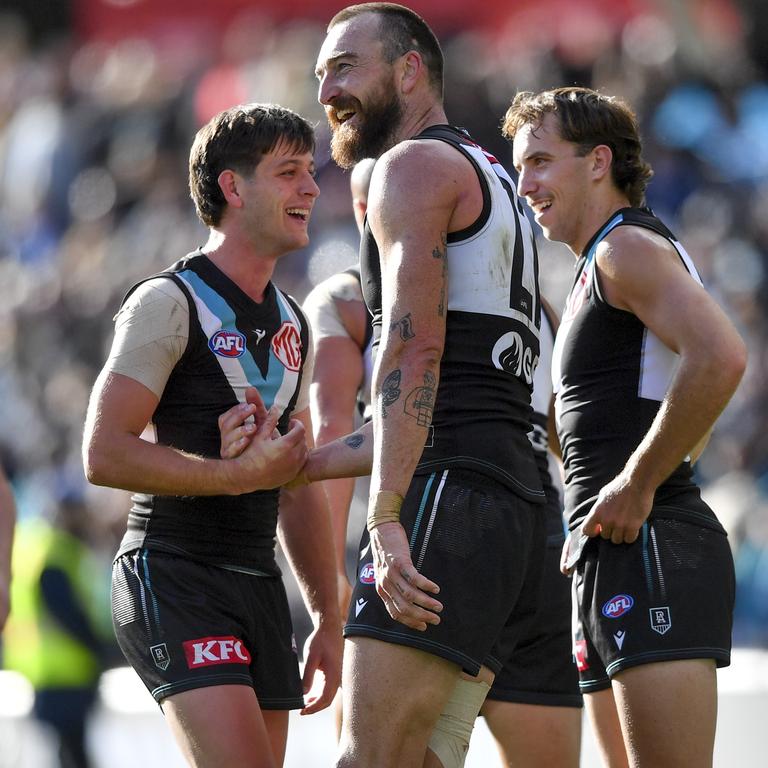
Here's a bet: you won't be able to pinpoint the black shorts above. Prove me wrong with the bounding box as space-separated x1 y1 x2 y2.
111 549 304 708
344 469 546 676
487 539 582 708
572 518 735 693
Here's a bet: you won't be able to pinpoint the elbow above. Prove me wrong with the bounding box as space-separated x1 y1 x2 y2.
82 439 111 488
723 336 748 392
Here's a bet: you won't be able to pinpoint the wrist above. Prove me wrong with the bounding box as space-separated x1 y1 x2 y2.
367 490 403 532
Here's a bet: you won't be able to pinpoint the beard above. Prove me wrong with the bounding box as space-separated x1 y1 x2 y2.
328 89 405 170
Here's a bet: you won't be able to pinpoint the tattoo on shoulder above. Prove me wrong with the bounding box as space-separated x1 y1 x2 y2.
380 369 402 419
344 433 365 449
390 312 415 341
433 234 448 317
404 370 436 427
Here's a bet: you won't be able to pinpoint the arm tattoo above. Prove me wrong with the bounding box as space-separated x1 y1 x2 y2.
432 233 448 317
390 312 415 341
380 369 402 419
404 370 436 427
344 433 365 449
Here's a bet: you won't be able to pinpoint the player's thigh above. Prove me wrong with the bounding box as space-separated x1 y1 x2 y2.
612 658 717 768
340 636 460 754
584 688 628 768
162 684 279 768
482 699 581 768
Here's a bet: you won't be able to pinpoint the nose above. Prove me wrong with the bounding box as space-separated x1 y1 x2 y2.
304 173 320 199
517 166 534 199
317 73 340 107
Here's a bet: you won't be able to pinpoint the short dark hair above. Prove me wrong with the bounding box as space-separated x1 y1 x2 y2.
503 87 653 207
328 3 444 98
189 103 315 227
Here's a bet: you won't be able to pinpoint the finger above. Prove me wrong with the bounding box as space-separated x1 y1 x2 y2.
623 527 640 545
218 402 257 433
221 434 250 460
400 566 441 597
381 584 441 627
560 540 572 576
610 529 624 545
244 386 267 417
256 406 280 437
582 511 601 538
599 526 613 540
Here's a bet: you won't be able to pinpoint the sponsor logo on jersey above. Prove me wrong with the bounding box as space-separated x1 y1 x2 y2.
613 630 626 650
271 322 302 371
150 643 171 670
574 639 589 672
649 606 672 635
209 329 246 358
355 598 367 617
491 331 538 385
359 562 375 584
182 636 251 668
602 594 634 619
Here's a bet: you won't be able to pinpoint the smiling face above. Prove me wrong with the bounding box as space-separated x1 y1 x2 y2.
235 141 319 256
512 112 598 255
315 13 405 169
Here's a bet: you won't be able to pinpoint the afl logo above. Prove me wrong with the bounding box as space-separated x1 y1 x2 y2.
602 594 634 619
271 322 302 371
359 562 375 584
209 330 246 358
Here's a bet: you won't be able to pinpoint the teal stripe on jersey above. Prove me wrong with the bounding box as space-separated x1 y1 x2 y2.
178 270 285 414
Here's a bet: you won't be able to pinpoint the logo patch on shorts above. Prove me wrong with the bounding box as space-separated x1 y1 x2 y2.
182 636 252 668
574 639 589 672
602 594 634 619
649 606 672 635
359 562 375 584
150 643 171 670
209 330 246 358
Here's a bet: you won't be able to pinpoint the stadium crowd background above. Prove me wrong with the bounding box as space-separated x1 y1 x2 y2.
1 0 767 659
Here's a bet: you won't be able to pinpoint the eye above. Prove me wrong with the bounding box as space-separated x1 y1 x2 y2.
336 61 352 73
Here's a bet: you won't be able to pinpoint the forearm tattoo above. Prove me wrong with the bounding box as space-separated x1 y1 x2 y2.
404 370 436 427
344 433 365 449
380 369 402 419
432 234 448 318
390 312 415 341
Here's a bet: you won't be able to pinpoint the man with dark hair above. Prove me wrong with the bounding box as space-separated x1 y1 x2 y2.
505 86 746 768
314 4 546 765
82 103 342 768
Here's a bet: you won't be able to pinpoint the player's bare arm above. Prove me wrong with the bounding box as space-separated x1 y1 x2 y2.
277 407 343 716
582 226 746 544
84 372 307 496
365 140 478 631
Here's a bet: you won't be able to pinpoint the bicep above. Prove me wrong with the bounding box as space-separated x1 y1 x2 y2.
85 371 160 442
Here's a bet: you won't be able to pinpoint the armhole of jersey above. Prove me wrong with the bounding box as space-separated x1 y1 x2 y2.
345 266 374 353
414 131 491 242
280 290 310 416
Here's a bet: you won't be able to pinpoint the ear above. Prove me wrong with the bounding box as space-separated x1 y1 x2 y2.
591 145 613 182
400 50 422 95
218 170 244 209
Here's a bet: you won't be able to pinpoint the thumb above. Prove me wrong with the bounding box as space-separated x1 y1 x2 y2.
257 406 280 437
582 507 601 538
245 387 268 422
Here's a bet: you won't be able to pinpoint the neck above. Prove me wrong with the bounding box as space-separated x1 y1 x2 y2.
572 194 632 258
396 100 447 144
201 230 276 303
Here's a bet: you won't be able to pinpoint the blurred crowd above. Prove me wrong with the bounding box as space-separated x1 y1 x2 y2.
0 0 767 653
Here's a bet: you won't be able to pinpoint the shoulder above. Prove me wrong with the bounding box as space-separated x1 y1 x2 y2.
118 277 188 320
596 224 680 282
304 271 362 312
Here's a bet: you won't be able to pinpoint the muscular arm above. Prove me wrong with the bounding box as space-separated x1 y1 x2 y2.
277 407 343 715
0 469 16 631
583 227 747 543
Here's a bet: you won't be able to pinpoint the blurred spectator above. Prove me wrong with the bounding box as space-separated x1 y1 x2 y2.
3 491 113 768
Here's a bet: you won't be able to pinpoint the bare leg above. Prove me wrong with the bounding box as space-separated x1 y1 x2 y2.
612 659 717 768
336 637 461 768
162 685 283 768
584 688 629 768
481 699 581 768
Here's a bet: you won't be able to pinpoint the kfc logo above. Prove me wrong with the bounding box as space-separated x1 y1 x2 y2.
271 322 302 371
183 636 252 668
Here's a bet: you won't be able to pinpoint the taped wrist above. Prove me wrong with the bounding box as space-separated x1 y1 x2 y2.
366 491 403 532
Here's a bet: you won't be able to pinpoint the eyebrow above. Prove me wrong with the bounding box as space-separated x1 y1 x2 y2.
275 157 316 173
315 51 358 78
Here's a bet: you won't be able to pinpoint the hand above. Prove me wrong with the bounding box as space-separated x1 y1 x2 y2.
300 619 343 715
219 387 270 459
370 522 443 631
581 473 654 545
